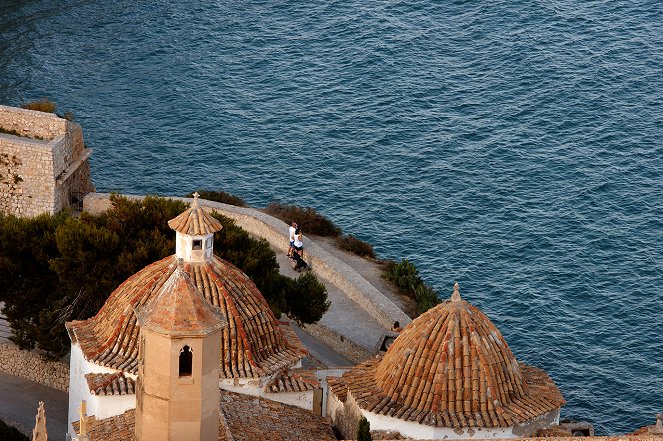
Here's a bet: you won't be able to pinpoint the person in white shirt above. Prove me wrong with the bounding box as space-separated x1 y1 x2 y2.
287 221 297 257
293 228 304 259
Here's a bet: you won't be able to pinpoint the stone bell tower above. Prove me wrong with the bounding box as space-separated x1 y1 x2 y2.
134 264 227 441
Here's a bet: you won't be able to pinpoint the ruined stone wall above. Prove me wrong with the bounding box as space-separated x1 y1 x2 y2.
0 343 69 391
0 105 93 217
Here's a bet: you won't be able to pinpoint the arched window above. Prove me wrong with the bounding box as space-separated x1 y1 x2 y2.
179 345 192 377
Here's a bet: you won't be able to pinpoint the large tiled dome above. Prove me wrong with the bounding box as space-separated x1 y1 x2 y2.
334 283 564 429
67 197 304 378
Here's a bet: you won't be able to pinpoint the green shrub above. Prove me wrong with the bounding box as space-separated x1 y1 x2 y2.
186 190 247 207
357 416 372 441
383 259 440 315
0 211 68 354
264 202 341 237
336 234 376 259
0 195 329 357
20 98 56 113
284 272 331 325
0 419 28 441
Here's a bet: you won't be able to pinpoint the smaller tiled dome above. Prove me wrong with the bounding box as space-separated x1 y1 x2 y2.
168 192 222 235
337 282 564 429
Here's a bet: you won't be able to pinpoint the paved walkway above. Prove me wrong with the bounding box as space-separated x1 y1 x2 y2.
275 251 387 354
0 371 68 438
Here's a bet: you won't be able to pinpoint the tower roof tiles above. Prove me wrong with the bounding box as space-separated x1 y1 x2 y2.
167 192 223 235
137 265 226 336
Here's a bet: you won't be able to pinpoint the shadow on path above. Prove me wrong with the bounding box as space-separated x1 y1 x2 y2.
0 371 68 439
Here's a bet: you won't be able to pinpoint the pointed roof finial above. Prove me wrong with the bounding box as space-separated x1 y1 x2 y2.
32 401 47 441
79 400 88 436
192 191 200 208
451 281 461 302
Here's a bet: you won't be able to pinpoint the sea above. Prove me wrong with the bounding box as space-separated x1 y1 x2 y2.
1 0 661 434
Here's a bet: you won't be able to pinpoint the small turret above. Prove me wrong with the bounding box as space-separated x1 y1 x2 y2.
168 192 222 263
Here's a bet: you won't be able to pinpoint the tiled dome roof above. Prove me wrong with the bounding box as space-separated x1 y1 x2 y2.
337 283 565 429
167 193 223 235
137 266 226 336
66 255 305 378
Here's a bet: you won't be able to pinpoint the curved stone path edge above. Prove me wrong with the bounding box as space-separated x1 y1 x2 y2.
84 193 411 339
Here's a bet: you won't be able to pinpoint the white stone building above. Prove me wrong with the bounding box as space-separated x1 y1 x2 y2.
65 195 321 437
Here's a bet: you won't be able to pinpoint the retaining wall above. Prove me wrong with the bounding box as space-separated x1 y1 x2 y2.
0 343 69 392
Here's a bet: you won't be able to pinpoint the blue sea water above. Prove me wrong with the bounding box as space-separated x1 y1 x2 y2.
1 0 662 434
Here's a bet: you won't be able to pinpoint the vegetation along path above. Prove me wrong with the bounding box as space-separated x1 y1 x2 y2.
84 193 412 363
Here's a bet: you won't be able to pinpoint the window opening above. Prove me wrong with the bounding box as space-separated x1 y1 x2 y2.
192 239 202 250
179 345 192 377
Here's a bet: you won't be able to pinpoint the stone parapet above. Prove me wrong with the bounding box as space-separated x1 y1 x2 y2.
0 343 69 391
83 193 411 336
0 105 66 140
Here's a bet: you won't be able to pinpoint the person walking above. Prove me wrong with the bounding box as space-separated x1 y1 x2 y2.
293 227 304 259
287 221 297 257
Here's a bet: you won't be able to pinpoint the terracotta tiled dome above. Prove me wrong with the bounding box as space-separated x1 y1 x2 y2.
67 255 304 378
335 283 564 429
167 192 223 235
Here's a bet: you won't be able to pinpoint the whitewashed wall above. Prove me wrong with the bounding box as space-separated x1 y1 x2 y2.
67 344 137 436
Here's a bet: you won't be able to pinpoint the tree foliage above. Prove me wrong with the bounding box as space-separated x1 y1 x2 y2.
0 195 329 358
185 190 247 207
357 416 372 441
284 272 331 326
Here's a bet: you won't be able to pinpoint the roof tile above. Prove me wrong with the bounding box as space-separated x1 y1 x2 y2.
332 283 565 429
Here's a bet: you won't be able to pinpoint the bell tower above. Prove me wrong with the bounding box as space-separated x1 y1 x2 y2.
135 265 227 441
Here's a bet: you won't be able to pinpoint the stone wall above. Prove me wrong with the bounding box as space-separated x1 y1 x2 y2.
0 105 66 140
0 343 69 391
0 105 94 217
302 323 371 364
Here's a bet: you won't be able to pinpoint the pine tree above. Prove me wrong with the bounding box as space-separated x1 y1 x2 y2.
357 416 372 441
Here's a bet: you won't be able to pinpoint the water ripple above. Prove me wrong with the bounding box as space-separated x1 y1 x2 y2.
1 0 662 434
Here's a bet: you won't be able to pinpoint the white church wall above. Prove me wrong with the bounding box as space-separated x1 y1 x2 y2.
68 344 137 436
334 391 536 440
363 406 516 440
92 393 137 420
315 368 349 417
219 377 263 397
